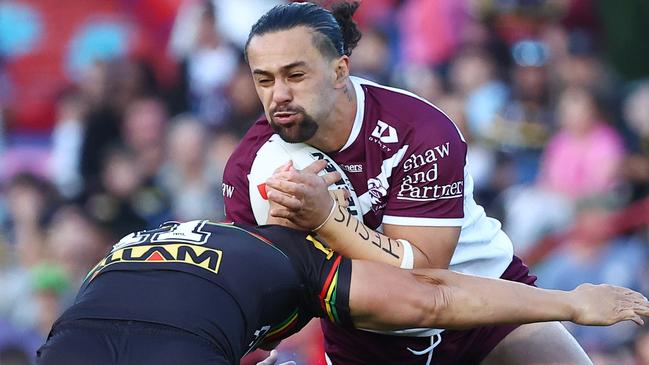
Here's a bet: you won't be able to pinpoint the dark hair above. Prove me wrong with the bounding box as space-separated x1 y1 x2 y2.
245 1 361 60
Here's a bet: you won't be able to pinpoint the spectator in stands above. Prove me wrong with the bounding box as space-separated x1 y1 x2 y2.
449 47 509 142
46 205 109 306
1 173 59 276
350 25 392 84
398 63 444 105
169 0 240 128
119 98 173 226
436 93 498 208
84 146 150 239
537 86 624 199
158 115 223 221
222 63 264 137
121 98 168 181
78 60 125 194
48 88 88 199
504 86 624 253
397 0 469 66
29 263 70 337
491 40 553 185
0 174 65 361
621 81 649 201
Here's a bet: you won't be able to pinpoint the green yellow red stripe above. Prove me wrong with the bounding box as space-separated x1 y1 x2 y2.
324 268 340 323
319 256 342 324
319 256 341 300
263 309 300 342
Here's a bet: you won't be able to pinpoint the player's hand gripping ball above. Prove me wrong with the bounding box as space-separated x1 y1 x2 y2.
248 134 362 224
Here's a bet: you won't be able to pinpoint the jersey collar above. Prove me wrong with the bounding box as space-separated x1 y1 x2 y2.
338 76 366 152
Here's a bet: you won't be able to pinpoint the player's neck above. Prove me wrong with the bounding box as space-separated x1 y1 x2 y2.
307 78 357 153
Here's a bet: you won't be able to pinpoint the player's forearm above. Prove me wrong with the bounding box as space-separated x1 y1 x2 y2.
316 202 426 268
413 269 575 329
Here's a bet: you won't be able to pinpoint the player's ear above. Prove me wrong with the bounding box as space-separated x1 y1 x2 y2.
333 55 350 89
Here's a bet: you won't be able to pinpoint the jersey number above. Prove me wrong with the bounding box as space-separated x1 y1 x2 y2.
112 220 212 252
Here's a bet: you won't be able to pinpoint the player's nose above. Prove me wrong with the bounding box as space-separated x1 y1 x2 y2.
272 79 292 105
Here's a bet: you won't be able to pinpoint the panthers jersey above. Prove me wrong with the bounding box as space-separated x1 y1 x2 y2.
55 221 352 365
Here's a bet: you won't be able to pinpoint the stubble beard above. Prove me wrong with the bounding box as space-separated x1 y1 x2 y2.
269 109 319 143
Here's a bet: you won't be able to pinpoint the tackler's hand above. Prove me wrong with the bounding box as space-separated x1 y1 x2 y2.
569 283 649 326
256 350 296 365
265 160 341 231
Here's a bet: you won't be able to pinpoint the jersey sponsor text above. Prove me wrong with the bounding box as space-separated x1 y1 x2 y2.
403 142 450 172
398 179 464 201
222 183 235 198
88 243 223 279
341 164 363 173
398 141 463 201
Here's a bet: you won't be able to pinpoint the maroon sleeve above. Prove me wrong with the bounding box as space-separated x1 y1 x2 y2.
222 119 274 225
383 110 467 227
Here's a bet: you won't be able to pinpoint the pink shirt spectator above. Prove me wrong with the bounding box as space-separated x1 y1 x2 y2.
398 0 469 66
538 122 624 198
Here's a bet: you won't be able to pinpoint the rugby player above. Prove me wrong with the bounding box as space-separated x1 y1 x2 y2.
222 2 614 364
36 220 649 365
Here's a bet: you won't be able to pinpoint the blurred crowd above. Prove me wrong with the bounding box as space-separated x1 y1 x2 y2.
0 0 648 364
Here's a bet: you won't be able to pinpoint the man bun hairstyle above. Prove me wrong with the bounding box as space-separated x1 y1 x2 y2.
331 1 361 56
245 1 362 60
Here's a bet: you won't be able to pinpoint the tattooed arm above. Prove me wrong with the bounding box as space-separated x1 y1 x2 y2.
266 160 443 268
315 200 409 267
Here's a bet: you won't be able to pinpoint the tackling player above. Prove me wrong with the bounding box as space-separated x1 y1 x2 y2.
222 2 610 364
36 220 649 365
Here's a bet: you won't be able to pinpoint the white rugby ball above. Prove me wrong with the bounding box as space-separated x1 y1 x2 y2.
248 134 362 225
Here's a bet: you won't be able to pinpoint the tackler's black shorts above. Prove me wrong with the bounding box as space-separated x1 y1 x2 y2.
36 319 231 365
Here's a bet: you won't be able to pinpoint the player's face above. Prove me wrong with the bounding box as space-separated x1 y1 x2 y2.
247 26 338 143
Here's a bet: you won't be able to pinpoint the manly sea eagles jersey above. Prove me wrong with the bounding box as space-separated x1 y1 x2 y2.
223 76 513 279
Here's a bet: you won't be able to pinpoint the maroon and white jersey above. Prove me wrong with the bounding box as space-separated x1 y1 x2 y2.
223 76 513 279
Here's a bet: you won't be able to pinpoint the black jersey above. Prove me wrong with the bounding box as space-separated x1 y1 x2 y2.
54 221 352 364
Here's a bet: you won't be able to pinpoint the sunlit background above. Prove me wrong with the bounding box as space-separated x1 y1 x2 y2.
0 0 648 364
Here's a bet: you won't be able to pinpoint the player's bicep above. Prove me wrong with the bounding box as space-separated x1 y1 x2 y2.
380 121 466 268
383 224 460 269
348 259 444 330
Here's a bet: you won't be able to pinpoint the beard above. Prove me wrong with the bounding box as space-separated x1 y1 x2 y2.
269 106 319 143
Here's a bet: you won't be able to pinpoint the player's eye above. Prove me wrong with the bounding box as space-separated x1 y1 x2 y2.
288 72 305 80
257 78 273 86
